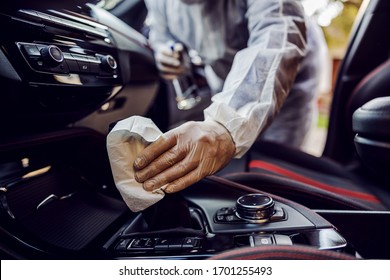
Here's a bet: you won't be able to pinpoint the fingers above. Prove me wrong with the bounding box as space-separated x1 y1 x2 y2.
139 141 204 192
160 72 182 80
134 121 236 194
155 50 181 67
135 146 187 183
155 45 186 79
156 64 185 80
134 132 176 170
155 57 185 80
163 167 204 193
142 158 198 191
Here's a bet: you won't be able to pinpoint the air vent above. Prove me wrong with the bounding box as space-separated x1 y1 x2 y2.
18 9 110 39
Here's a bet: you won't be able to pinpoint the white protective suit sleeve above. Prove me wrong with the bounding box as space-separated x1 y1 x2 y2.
144 0 176 49
204 0 307 158
145 0 308 158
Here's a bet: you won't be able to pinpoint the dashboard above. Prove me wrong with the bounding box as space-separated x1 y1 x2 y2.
0 2 158 133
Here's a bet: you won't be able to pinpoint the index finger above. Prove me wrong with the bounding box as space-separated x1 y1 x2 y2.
133 131 176 170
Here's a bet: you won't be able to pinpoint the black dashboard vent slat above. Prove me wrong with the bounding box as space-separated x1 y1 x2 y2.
18 9 110 39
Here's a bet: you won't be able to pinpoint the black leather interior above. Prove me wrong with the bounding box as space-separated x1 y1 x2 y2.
222 59 390 211
347 60 390 134
353 96 390 183
353 96 390 140
208 245 357 260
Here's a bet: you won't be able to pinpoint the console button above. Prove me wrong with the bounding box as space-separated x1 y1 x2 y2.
217 207 234 216
215 207 245 223
225 214 241 222
29 58 44 69
28 58 69 74
127 238 154 251
269 207 285 221
216 215 225 222
182 237 198 250
154 238 169 251
115 239 130 251
254 235 274 246
274 234 293 246
22 44 41 57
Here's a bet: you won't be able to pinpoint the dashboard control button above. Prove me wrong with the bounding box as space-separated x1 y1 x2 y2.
100 54 117 71
22 44 41 57
77 61 91 73
40 45 64 66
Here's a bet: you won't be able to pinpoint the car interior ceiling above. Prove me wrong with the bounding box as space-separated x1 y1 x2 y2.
0 0 390 260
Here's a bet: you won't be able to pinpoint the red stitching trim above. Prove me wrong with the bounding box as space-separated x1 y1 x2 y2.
209 246 355 260
249 160 380 203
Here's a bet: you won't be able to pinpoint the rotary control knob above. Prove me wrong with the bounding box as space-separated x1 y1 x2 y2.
40 45 64 66
235 194 275 223
100 55 117 71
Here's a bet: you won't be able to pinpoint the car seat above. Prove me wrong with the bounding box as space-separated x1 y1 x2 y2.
221 59 390 211
208 245 357 260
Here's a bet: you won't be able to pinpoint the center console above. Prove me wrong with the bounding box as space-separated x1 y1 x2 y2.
104 176 352 259
2 129 390 260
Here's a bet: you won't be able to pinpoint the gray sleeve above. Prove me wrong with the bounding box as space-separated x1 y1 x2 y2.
204 0 307 158
144 0 175 47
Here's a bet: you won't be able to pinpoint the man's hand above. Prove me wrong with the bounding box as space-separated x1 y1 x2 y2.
154 43 187 80
134 121 236 193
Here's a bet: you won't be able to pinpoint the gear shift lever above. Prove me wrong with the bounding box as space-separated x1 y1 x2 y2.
142 192 193 230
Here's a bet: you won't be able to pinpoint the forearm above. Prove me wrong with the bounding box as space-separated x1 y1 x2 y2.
204 0 307 158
